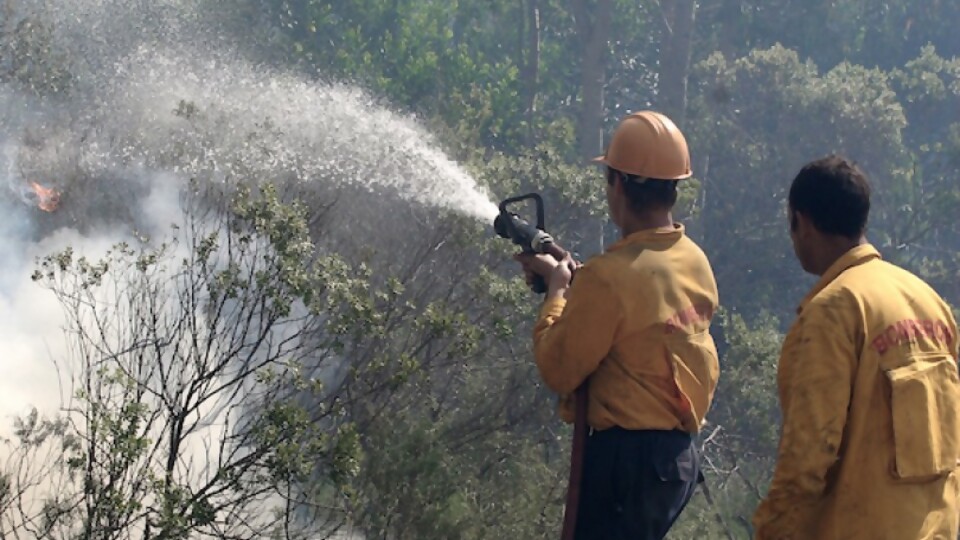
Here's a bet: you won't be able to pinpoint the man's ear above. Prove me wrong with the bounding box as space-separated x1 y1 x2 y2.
611 171 625 195
792 210 814 237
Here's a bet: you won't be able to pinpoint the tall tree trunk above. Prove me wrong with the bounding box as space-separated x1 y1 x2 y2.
657 0 697 126
522 0 541 145
572 0 612 160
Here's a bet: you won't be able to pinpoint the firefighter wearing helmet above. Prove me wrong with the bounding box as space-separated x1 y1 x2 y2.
516 111 719 539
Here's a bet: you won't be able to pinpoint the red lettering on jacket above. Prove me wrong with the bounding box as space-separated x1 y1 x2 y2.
871 334 889 355
938 321 954 344
871 318 955 354
664 304 714 334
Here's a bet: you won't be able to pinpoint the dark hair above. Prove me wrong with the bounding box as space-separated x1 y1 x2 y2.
788 155 870 238
606 167 678 213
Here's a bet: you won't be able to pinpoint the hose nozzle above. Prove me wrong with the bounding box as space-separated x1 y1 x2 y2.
495 211 556 255
493 193 567 293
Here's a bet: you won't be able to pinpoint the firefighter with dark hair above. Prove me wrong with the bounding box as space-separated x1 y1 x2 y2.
753 155 960 539
516 111 720 539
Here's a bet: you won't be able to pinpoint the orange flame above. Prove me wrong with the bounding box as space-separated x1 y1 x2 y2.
29 181 61 212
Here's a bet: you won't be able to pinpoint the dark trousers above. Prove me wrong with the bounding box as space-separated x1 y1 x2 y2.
573 428 701 540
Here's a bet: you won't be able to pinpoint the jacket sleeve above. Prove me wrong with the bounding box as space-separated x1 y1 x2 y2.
533 265 621 396
753 309 856 540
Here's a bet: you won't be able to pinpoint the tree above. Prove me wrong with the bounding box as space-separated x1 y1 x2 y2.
1 184 366 539
0 0 72 95
686 44 909 321
570 0 612 158
300 183 579 538
656 0 698 125
666 309 783 539
9 0 960 537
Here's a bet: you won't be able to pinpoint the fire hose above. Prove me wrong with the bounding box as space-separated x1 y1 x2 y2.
494 193 588 540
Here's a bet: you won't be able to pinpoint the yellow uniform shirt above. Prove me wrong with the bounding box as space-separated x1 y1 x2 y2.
533 224 720 433
753 244 960 540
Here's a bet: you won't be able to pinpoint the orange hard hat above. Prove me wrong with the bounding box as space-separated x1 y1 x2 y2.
593 111 692 180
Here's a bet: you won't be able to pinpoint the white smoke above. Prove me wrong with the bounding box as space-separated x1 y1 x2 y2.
0 2 495 538
10 0 498 223
0 166 180 438
0 165 330 538
0 0 499 425
0 226 76 431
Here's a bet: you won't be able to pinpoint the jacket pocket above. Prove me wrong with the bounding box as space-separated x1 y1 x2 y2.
664 331 720 433
885 354 960 480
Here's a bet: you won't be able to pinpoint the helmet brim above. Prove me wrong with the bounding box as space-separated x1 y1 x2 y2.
592 153 691 180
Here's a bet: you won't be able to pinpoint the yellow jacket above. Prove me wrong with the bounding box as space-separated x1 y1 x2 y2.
533 224 719 433
753 244 960 540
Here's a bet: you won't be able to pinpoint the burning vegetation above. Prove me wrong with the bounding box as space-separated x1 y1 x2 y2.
26 181 61 212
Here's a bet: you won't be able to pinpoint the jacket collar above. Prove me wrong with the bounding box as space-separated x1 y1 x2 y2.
798 243 881 313
606 224 685 252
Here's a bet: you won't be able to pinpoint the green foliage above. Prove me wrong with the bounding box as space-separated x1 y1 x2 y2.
712 309 783 461
688 44 913 320
330 423 363 488
9 0 960 537
352 416 559 540
0 14 73 94
668 309 784 539
260 0 530 151
10 185 379 538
